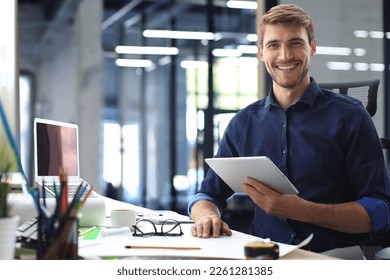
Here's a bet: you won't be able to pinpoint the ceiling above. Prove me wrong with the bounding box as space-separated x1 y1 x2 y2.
18 0 257 64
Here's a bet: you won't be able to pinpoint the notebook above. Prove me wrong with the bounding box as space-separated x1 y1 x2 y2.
33 118 97 198
205 156 299 194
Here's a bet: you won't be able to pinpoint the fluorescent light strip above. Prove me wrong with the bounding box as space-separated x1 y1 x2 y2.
226 0 258 10
369 31 384 39
115 46 179 55
354 63 369 71
115 58 153 68
316 46 351 56
353 30 368 38
326 61 352 71
354 30 388 39
327 61 384 72
370 63 385 71
353 48 366 56
143 30 215 40
246 34 258 42
237 45 258 54
212 48 241 57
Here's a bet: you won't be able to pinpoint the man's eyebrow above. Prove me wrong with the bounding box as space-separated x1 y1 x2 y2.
264 39 279 46
264 37 305 45
289 37 305 42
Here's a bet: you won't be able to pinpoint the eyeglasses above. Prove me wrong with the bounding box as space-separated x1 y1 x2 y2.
132 219 184 237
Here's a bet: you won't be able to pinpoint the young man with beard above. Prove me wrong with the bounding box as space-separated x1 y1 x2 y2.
188 4 390 255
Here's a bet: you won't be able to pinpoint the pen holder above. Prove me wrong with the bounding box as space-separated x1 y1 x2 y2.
37 216 79 260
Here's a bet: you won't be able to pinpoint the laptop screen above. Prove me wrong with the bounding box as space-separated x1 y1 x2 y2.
34 118 79 182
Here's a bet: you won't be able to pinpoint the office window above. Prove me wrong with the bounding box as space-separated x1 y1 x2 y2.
19 74 32 179
186 57 258 111
102 122 140 202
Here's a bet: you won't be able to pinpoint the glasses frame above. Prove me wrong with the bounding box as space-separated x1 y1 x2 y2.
132 218 184 237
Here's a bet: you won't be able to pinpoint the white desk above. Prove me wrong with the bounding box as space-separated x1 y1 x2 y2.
78 197 335 260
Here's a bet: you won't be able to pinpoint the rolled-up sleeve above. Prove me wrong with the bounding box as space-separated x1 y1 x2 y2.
357 197 390 232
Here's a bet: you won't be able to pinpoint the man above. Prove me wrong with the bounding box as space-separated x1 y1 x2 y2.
188 4 390 253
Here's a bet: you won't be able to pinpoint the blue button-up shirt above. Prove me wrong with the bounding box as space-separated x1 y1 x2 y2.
189 78 390 252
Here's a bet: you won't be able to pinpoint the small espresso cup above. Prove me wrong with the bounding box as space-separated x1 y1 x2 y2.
110 209 137 227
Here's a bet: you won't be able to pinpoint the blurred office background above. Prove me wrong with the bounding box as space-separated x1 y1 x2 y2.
10 0 390 230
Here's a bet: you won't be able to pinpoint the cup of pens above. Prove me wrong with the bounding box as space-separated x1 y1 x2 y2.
36 170 93 260
37 216 79 260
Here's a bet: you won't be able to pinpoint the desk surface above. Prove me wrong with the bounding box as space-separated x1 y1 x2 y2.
78 197 336 260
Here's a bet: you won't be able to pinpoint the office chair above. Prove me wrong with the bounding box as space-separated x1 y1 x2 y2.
318 79 390 259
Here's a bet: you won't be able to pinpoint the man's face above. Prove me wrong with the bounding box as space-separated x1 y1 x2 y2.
259 24 316 90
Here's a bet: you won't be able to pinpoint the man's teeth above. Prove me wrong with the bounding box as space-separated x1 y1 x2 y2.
278 65 296 70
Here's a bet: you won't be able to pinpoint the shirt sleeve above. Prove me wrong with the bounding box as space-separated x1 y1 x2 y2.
187 192 226 217
357 197 390 232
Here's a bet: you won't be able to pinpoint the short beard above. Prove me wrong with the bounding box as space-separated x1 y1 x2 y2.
272 66 309 89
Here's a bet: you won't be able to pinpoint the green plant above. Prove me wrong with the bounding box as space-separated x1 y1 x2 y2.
0 180 11 217
0 141 17 217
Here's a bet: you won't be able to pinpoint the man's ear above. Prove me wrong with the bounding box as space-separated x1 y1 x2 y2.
310 39 316 56
258 46 264 61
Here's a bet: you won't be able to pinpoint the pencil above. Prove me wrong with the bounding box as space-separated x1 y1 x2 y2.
79 226 96 236
125 245 201 250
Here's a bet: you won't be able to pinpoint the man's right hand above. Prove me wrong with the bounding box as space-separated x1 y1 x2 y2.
190 200 232 238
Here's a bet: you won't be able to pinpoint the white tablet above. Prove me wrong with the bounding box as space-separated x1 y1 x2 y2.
205 156 299 194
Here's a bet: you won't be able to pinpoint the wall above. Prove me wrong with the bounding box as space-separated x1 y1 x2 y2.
287 0 385 136
20 0 104 193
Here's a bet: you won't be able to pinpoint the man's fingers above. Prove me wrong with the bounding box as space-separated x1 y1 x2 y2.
191 216 231 238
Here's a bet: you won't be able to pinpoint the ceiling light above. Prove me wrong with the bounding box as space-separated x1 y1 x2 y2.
369 31 384 39
143 30 215 40
246 34 258 42
326 61 352 71
227 1 258 10
212 48 241 57
353 48 366 56
315 46 351 56
370 63 385 71
115 46 179 55
158 56 172 66
354 63 369 71
115 58 153 68
237 45 258 54
353 30 368 38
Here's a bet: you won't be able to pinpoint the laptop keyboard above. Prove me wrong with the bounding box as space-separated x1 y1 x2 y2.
44 183 99 198
16 217 39 244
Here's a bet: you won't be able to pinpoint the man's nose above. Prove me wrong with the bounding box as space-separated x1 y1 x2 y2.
279 45 292 60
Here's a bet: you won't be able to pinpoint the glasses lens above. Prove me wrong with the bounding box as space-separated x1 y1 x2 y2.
133 219 157 236
161 219 183 236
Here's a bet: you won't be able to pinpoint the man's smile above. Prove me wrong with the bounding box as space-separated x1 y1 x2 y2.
276 63 299 71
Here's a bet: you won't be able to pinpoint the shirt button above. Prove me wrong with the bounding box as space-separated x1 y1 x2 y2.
282 149 287 154
282 124 286 128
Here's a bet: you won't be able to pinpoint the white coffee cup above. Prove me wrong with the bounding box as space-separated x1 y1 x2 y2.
110 209 137 227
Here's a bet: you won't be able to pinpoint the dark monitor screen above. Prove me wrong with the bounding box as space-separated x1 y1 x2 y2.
36 122 78 177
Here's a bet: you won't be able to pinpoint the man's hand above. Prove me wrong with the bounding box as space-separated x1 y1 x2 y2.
242 177 371 233
242 177 301 218
190 200 232 238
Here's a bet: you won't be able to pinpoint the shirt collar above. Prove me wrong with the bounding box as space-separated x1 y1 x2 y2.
265 77 319 109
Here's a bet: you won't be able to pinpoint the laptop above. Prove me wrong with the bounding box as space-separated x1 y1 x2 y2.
31 118 106 225
33 118 97 198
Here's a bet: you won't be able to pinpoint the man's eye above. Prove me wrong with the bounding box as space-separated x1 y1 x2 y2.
291 41 303 46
